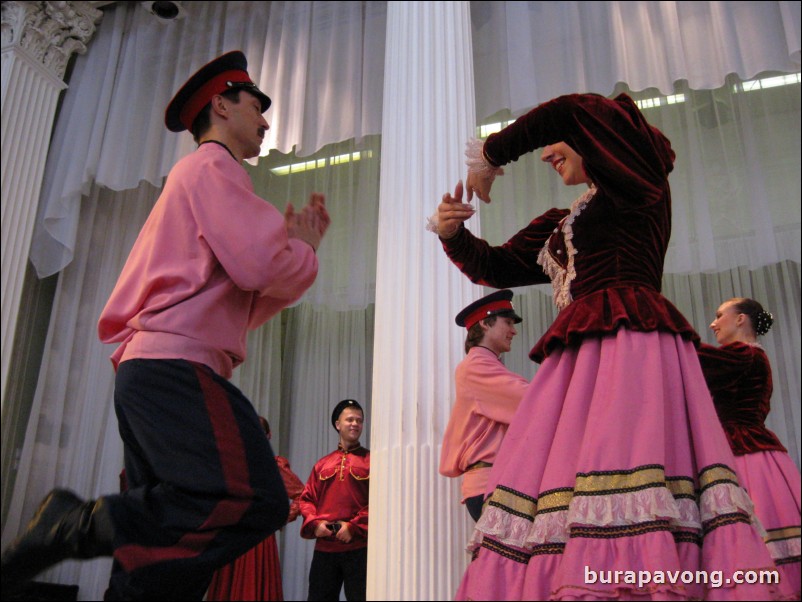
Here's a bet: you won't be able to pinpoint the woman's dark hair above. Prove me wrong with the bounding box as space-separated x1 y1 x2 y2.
190 88 243 144
464 315 498 353
730 297 774 336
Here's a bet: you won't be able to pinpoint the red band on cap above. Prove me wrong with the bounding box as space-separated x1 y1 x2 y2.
463 300 514 330
179 69 253 131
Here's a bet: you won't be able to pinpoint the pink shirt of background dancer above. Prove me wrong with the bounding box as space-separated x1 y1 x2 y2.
98 142 318 379
440 346 529 501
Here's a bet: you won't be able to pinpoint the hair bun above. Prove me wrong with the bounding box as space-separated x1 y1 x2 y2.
755 310 774 336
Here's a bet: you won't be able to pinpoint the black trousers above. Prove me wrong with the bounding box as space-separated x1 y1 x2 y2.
103 359 289 600
465 494 484 522
307 547 368 601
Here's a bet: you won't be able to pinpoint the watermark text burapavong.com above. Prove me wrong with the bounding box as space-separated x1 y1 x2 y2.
585 566 780 589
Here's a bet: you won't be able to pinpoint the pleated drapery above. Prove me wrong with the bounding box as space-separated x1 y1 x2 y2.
2 2 799 601
29 1 388 279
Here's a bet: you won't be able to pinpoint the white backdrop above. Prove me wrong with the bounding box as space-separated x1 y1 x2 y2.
1 2 799 600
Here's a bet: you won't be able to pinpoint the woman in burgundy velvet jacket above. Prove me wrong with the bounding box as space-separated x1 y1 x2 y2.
698 297 801 598
433 93 781 600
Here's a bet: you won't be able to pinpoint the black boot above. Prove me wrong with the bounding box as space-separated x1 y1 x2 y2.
1 489 114 595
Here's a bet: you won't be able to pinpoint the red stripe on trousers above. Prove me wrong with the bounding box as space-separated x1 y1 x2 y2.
115 366 254 571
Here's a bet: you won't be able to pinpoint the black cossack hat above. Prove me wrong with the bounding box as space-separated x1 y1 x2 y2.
165 50 271 133
331 399 363 429
455 289 522 330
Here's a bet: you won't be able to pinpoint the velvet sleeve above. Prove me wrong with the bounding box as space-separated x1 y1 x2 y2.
441 208 569 288
696 343 754 393
483 93 675 209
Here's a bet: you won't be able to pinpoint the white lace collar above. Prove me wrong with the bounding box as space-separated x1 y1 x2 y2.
536 185 597 310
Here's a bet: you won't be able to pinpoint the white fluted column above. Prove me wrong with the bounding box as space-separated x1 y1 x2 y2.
1 1 101 408
368 2 480 600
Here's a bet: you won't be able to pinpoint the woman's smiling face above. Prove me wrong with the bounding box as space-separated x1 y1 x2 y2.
710 300 745 345
541 142 590 186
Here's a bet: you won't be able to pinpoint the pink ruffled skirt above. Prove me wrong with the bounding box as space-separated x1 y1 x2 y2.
732 451 801 599
457 330 787 600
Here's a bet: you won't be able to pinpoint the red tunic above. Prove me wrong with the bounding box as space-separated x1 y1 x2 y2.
299 444 369 553
696 342 787 455
442 93 698 363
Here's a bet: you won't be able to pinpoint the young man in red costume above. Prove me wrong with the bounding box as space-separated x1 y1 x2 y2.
299 399 369 601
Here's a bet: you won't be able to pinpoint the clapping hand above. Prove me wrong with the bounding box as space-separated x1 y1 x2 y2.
285 193 330 251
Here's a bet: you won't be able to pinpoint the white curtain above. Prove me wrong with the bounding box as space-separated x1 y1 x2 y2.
29 0 387 279
3 1 801 601
3 184 153 599
245 136 382 311
472 1 801 274
471 1 801 118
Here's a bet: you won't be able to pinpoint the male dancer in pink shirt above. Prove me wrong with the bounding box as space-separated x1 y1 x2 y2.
440 290 529 521
2 50 329 600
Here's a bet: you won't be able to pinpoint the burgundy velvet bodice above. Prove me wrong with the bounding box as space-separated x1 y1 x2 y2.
442 93 699 362
697 342 787 455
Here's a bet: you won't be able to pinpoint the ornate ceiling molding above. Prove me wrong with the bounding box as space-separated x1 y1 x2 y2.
1 1 103 79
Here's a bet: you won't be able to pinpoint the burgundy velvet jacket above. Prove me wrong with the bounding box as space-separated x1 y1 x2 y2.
697 342 787 456
442 93 698 362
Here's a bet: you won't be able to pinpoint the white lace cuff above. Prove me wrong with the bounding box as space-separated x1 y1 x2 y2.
465 137 504 180
425 213 470 238
425 213 440 234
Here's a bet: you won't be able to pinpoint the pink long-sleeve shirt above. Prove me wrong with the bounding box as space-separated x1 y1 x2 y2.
439 346 529 501
98 142 319 378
